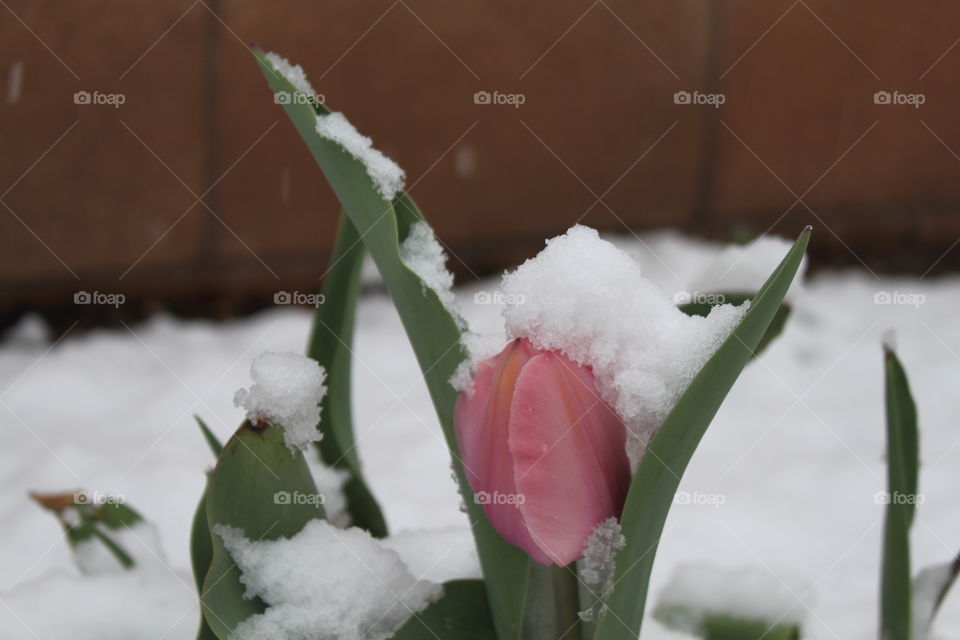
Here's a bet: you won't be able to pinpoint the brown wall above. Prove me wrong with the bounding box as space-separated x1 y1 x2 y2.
3 1 960 319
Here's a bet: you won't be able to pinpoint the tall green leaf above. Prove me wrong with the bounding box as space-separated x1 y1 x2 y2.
201 422 324 639
880 344 919 640
306 214 388 537
594 228 810 640
255 49 528 639
190 417 221 640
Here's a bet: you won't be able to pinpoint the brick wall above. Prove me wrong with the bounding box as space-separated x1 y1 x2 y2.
3 1 960 320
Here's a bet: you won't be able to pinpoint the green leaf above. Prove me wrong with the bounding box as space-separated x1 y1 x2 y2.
679 293 792 358
594 228 810 640
30 491 141 572
255 49 530 639
880 344 919 640
190 481 219 640
195 415 223 457
191 416 223 639
392 579 497 640
307 214 388 537
201 422 324 639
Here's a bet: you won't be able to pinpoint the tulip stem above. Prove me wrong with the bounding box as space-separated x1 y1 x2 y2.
551 564 582 640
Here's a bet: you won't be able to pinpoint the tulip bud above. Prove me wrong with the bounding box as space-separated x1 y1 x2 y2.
454 339 630 566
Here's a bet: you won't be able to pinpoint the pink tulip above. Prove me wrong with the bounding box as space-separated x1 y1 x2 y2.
454 338 630 566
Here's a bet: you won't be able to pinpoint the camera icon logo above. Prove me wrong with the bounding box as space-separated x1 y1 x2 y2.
473 91 491 105
274 491 291 505
474 491 491 504
873 291 891 304
74 291 91 304
274 91 292 105
873 91 891 105
74 91 91 105
473 291 492 304
73 491 89 505
673 91 692 105
274 291 292 305
673 291 692 304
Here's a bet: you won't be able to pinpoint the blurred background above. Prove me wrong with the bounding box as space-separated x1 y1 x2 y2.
2 0 959 325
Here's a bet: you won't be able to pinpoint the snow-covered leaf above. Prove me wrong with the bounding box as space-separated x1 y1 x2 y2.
200 422 324 639
593 228 810 640
254 49 529 639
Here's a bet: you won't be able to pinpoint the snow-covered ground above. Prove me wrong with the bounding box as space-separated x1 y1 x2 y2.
1 230 959 639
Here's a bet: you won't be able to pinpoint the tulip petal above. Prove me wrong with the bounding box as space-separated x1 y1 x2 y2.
508 351 630 566
454 339 551 564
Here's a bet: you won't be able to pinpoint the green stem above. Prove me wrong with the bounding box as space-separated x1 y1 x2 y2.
552 564 582 640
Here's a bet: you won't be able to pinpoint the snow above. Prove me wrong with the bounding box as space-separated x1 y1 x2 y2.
214 520 442 640
3 230 960 639
399 221 459 317
688 235 808 300
578 517 626 622
305 456 352 528
653 563 809 634
0 569 197 640
380 526 482 583
315 111 405 200
264 51 316 98
398 220 499 393
500 225 748 471
233 351 326 452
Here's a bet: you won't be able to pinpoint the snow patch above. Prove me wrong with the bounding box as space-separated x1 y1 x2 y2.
233 351 326 452
655 563 809 634
0 569 196 639
400 221 458 316
381 527 482 583
500 225 747 471
304 455 351 528
578 517 626 622
214 520 442 640
264 52 316 98
315 112 405 200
